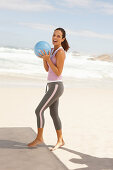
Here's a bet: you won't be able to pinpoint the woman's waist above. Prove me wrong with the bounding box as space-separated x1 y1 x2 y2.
47 73 62 80
45 80 64 93
47 79 63 83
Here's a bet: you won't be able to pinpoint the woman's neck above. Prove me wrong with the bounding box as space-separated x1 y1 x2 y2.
54 45 62 51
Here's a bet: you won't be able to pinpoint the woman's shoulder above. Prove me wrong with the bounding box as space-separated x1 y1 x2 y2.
55 48 66 60
56 47 65 55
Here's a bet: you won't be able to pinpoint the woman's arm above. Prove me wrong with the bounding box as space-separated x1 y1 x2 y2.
47 50 65 76
40 49 65 76
43 59 49 72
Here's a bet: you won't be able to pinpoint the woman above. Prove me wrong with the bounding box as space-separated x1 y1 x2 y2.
28 28 70 151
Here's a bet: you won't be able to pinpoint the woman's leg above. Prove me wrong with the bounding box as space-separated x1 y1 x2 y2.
49 99 61 130
49 99 65 151
28 83 60 147
27 128 44 147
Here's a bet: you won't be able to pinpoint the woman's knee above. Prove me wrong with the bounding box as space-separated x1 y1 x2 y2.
35 106 41 117
50 111 58 120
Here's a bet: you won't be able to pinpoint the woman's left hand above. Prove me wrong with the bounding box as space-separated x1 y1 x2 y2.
38 50 50 62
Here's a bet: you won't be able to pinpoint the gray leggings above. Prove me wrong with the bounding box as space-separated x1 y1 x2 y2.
35 82 64 130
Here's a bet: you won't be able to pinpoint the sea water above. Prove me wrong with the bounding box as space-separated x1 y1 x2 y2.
0 47 113 88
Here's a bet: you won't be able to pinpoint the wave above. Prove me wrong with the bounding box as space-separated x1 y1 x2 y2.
0 46 113 80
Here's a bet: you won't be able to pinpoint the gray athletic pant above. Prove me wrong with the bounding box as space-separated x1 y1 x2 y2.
35 81 64 130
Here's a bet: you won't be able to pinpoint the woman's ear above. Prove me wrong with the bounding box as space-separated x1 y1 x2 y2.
61 38 65 43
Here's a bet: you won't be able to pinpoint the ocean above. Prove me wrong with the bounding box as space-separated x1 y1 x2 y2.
0 47 113 88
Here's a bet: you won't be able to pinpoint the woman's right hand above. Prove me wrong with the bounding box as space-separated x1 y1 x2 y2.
38 50 50 62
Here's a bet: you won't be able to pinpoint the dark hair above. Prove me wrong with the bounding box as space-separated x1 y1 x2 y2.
55 28 70 52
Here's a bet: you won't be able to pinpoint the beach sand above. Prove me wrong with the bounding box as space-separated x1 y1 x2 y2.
0 75 113 169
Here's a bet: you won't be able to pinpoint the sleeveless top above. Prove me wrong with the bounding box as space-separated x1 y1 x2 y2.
47 46 64 82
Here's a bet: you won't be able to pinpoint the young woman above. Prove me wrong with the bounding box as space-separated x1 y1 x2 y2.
28 28 70 151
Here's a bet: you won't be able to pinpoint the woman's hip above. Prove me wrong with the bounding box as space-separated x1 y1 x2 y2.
46 81 64 96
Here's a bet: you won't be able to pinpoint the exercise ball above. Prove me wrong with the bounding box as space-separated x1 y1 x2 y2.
34 41 51 58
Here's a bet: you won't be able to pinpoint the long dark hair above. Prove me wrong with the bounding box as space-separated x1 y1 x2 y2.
55 28 70 52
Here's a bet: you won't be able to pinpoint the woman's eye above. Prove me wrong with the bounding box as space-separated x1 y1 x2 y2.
57 35 60 38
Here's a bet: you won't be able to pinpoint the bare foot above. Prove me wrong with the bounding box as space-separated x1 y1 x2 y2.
50 139 65 151
27 138 44 147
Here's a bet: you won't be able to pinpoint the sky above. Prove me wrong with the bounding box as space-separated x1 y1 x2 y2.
0 0 113 55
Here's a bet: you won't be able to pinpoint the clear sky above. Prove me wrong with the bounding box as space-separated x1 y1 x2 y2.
0 0 113 54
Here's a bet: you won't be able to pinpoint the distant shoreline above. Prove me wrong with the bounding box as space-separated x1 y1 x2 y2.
1 46 113 56
0 73 113 89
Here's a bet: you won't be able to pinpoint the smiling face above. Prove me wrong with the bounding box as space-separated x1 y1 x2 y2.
52 30 65 46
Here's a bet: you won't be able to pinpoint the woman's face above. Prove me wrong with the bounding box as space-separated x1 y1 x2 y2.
52 30 65 46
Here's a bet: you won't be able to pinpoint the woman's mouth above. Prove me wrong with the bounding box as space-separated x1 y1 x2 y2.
53 40 57 43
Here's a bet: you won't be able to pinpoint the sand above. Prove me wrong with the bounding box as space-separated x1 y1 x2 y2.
0 75 113 169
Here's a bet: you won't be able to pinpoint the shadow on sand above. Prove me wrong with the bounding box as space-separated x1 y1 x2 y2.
0 140 45 149
0 140 113 169
47 145 113 170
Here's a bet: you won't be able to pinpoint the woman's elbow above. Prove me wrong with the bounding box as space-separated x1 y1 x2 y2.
44 66 49 72
46 68 49 72
57 71 62 76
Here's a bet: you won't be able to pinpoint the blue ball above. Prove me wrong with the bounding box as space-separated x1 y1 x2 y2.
34 41 51 58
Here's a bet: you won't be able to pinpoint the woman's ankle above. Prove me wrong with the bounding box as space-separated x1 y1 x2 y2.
57 138 64 142
36 136 44 142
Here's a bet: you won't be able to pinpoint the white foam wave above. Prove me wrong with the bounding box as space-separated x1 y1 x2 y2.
0 47 113 80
